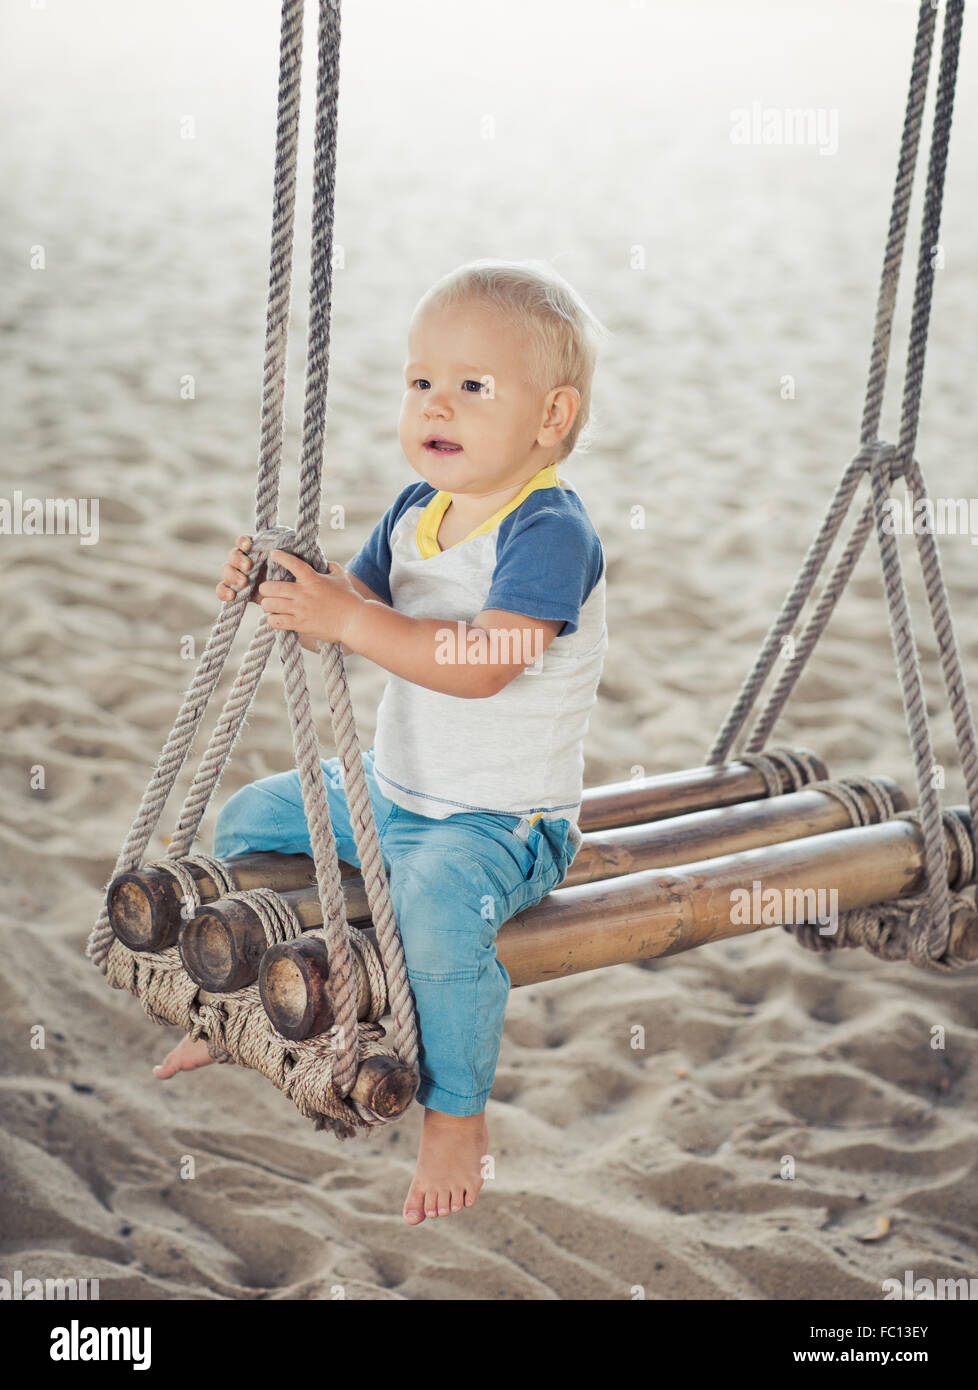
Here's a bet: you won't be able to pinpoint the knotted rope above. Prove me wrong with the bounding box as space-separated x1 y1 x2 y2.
87 0 419 1138
709 0 978 971
736 747 824 797
790 806 976 968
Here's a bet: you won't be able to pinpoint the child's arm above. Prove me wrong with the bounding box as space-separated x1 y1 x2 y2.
342 601 564 697
259 550 563 698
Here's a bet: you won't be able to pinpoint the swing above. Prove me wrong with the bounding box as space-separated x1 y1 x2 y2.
89 0 978 1142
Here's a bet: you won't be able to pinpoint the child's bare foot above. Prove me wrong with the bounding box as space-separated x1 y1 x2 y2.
403 1107 489 1225
152 1032 215 1079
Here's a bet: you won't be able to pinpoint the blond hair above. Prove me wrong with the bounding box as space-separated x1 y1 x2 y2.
413 258 609 461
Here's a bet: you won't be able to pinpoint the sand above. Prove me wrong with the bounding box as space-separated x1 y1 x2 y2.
2 0 978 1299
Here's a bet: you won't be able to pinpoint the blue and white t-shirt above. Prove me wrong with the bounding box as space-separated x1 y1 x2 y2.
346 460 607 842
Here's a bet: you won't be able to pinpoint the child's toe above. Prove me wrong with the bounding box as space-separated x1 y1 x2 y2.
402 1186 427 1224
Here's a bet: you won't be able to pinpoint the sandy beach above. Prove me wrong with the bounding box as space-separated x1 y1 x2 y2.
2 0 978 1300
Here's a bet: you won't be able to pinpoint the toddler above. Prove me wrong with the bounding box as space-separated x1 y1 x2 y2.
153 259 609 1225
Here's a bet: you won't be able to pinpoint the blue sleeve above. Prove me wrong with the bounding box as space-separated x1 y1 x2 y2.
483 505 604 636
346 481 430 606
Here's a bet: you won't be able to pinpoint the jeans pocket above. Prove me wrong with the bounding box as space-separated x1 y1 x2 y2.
530 818 576 891
510 818 553 886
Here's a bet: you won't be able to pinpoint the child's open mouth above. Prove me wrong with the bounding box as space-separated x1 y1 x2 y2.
424 439 463 454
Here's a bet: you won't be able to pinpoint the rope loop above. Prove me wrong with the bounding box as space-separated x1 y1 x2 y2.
708 1 978 973
151 853 236 922
225 887 305 950
784 805 977 969
88 0 420 1134
738 747 822 796
251 525 326 571
804 775 900 828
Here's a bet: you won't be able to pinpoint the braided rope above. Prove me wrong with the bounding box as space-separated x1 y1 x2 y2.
251 0 419 1102
145 853 236 928
230 887 306 950
707 0 938 762
805 775 901 829
705 0 938 756
314 641 418 1066
736 748 813 797
255 0 304 534
85 0 307 969
97 927 397 1138
789 808 977 970
89 0 419 1135
736 752 787 798
708 0 978 968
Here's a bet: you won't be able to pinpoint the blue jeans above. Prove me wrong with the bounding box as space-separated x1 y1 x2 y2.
213 746 580 1116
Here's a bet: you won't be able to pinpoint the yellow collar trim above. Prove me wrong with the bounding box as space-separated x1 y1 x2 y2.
416 461 563 559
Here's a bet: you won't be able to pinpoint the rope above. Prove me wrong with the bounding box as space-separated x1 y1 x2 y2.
806 775 901 828
155 854 236 914
707 0 978 969
737 748 810 797
789 808 977 969
230 887 306 950
85 0 307 968
88 0 419 1137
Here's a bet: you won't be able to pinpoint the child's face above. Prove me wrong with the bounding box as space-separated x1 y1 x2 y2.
399 298 557 497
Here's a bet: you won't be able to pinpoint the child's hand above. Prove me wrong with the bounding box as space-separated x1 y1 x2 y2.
216 535 264 604
258 550 362 647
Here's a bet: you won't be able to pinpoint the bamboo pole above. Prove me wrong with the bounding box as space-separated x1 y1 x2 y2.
259 937 348 1042
108 852 335 952
258 807 977 1039
565 775 902 885
499 810 976 986
181 777 896 992
107 746 827 951
577 748 826 831
251 937 368 1043
346 1054 418 1118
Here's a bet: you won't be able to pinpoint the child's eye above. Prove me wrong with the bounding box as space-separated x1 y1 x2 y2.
409 378 485 393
